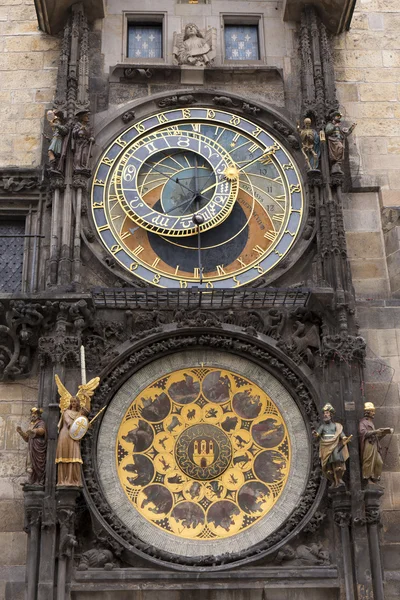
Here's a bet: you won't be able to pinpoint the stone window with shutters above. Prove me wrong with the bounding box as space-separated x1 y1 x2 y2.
0 219 25 293
125 15 165 61
222 16 264 63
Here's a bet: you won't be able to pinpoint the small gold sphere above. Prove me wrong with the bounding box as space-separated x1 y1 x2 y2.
224 165 240 181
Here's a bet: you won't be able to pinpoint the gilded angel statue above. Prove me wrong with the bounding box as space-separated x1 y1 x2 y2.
173 23 216 66
55 375 100 487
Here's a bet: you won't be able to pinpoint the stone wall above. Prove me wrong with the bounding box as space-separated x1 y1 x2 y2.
0 379 38 599
0 0 59 168
334 0 400 205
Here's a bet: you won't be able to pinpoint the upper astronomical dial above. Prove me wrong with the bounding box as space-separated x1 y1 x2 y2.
91 107 304 288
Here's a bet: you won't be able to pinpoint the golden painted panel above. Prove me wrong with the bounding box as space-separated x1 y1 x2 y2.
116 367 290 540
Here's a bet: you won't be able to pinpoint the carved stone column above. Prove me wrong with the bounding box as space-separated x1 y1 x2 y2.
363 485 385 600
72 173 91 285
48 174 66 287
23 486 44 600
56 487 80 600
331 489 355 600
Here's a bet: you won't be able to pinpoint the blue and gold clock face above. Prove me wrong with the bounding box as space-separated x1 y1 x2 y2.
91 108 304 288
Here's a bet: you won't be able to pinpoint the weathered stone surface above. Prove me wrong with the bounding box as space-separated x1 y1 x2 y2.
0 501 23 532
382 510 400 544
348 258 387 279
343 209 382 232
358 307 400 329
346 232 385 259
0 533 26 566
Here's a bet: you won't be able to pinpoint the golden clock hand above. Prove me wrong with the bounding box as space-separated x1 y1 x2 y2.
236 146 277 173
199 149 276 196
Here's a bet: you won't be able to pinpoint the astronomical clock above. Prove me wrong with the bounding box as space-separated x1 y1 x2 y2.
91 107 304 288
85 98 318 569
94 350 313 564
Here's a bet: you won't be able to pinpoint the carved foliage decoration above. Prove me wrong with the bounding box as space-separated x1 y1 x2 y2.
299 6 339 128
82 331 323 568
0 298 95 380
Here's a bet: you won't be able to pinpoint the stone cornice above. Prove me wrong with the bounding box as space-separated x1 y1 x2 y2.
283 0 357 34
34 0 105 35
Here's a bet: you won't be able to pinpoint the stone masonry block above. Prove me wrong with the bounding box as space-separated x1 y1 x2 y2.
349 258 387 280
368 13 384 30
382 544 400 571
359 136 388 155
364 382 400 407
351 12 368 30
356 119 400 137
336 82 359 102
358 307 400 329
0 52 43 71
382 356 400 383
380 432 400 471
390 472 400 508
387 249 400 276
343 209 381 232
364 328 399 357
343 192 379 210
0 453 26 479
388 138 400 154
0 533 26 566
0 501 23 532
5 417 27 451
347 101 395 119
334 49 383 68
383 50 400 67
0 383 25 401
359 83 397 102
335 67 364 81
345 232 385 259
384 226 400 256
353 277 390 297
389 170 400 189
364 67 400 82
0 479 15 501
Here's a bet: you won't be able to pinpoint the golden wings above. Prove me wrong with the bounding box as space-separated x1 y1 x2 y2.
55 375 101 413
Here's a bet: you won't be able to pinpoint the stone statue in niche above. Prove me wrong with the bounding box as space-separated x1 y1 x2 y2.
45 110 69 172
298 117 320 171
359 402 393 483
313 403 351 488
72 110 94 172
325 111 356 174
55 375 100 486
16 407 47 485
173 23 216 66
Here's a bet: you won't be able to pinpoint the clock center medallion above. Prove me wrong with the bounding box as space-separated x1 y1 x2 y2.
175 423 232 481
159 151 216 216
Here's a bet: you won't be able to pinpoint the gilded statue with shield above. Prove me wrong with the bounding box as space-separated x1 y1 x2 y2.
55 375 100 486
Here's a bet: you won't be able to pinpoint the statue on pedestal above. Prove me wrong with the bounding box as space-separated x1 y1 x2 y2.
298 117 320 171
55 375 100 486
173 23 216 66
72 110 94 172
16 407 47 485
325 111 356 174
45 110 69 173
359 402 393 483
314 403 351 488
